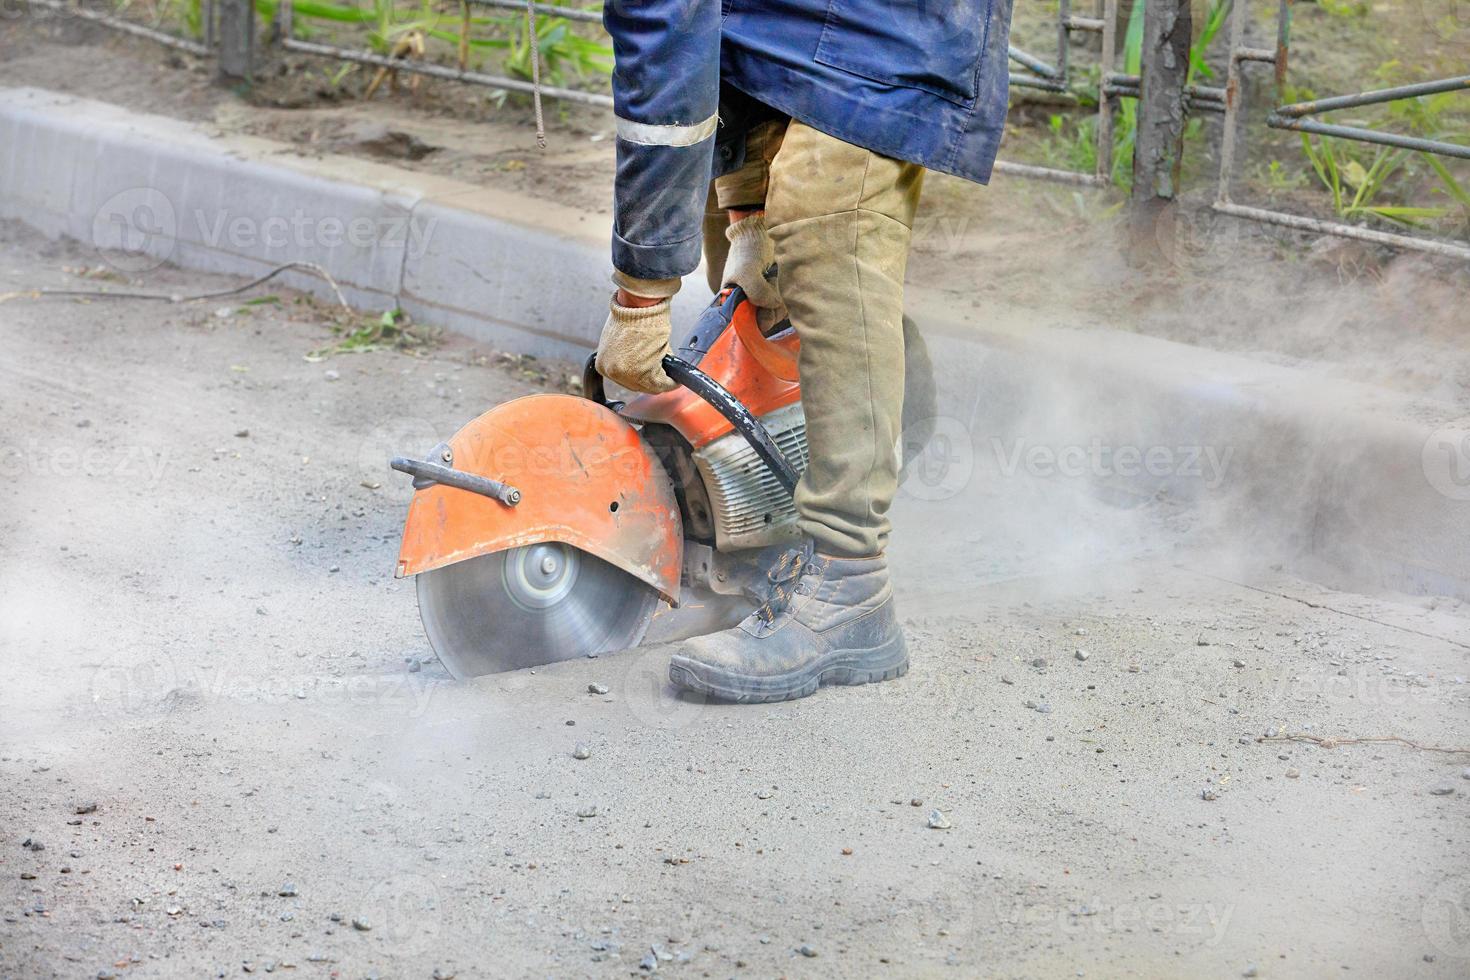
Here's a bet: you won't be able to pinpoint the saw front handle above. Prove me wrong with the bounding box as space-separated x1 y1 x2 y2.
389 453 522 507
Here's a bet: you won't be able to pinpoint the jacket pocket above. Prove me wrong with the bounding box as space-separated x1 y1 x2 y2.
814 0 994 107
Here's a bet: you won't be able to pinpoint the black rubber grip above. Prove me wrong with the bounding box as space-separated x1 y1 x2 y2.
661 354 800 499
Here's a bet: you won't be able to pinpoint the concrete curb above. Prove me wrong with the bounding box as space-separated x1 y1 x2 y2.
3 86 1467 600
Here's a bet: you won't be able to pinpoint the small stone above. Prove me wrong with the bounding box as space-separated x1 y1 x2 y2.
328 565 340 573
21 839 43 852
1031 658 1047 669
588 683 609 695
351 917 372 931
1429 785 1455 796
1201 789 1218 801
1461 767 1470 780
19 872 35 880
1074 649 1089 662
756 789 773 800
572 742 592 760
639 950 657 971
1242 966 1259 978
234 429 250 439
323 369 340 382
1197 638 1210 646
909 798 922 807
407 658 421 673
1285 769 1300 779
73 802 98 815
927 809 951 830
798 944 819 958
277 883 298 897
576 806 599 819
1232 659 1246 668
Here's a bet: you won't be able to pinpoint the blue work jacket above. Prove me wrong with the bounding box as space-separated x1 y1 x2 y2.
605 0 1015 282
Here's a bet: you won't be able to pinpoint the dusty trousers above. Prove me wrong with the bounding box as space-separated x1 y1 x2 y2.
703 119 924 558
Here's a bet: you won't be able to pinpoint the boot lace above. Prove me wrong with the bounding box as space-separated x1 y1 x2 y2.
753 544 815 626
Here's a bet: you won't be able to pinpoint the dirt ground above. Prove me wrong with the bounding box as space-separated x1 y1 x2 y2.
3 18 1470 414
3 221 1470 978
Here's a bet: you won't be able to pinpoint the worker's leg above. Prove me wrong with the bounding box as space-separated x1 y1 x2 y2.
765 121 925 557
668 122 923 703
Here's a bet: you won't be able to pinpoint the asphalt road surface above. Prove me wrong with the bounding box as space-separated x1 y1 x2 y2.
2 222 1468 978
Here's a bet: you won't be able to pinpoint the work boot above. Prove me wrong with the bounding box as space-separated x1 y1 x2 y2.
668 541 908 703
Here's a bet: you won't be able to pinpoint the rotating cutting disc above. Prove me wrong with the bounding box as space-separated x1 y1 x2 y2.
416 543 660 678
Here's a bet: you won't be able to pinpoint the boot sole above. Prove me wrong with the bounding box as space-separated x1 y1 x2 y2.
667 635 909 704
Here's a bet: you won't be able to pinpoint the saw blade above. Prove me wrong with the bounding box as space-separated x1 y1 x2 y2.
416 543 659 678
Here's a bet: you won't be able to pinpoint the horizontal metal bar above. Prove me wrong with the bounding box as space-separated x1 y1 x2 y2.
1235 47 1278 64
1063 15 1105 32
1213 201 1470 262
467 0 602 25
1104 82 1226 112
1275 75 1470 118
1008 44 1061 80
1010 74 1069 93
1106 73 1227 103
992 159 1110 188
281 37 614 108
29 0 212 56
1268 114 1470 160
390 457 522 506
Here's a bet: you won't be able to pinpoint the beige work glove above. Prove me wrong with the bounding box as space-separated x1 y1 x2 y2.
723 213 782 309
595 294 677 394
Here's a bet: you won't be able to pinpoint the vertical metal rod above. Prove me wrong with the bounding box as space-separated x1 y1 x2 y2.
1057 0 1072 86
1095 0 1117 183
1215 0 1253 205
278 0 293 41
217 0 254 80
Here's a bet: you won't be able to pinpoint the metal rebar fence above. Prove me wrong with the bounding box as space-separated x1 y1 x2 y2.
28 0 216 56
1213 0 1470 261
21 0 1470 260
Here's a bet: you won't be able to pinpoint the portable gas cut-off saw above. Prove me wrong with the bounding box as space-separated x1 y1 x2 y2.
388 287 931 677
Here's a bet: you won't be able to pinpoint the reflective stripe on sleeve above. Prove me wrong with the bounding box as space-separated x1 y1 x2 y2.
614 111 719 147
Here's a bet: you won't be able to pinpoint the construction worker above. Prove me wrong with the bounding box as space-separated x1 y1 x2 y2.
595 1 1015 702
